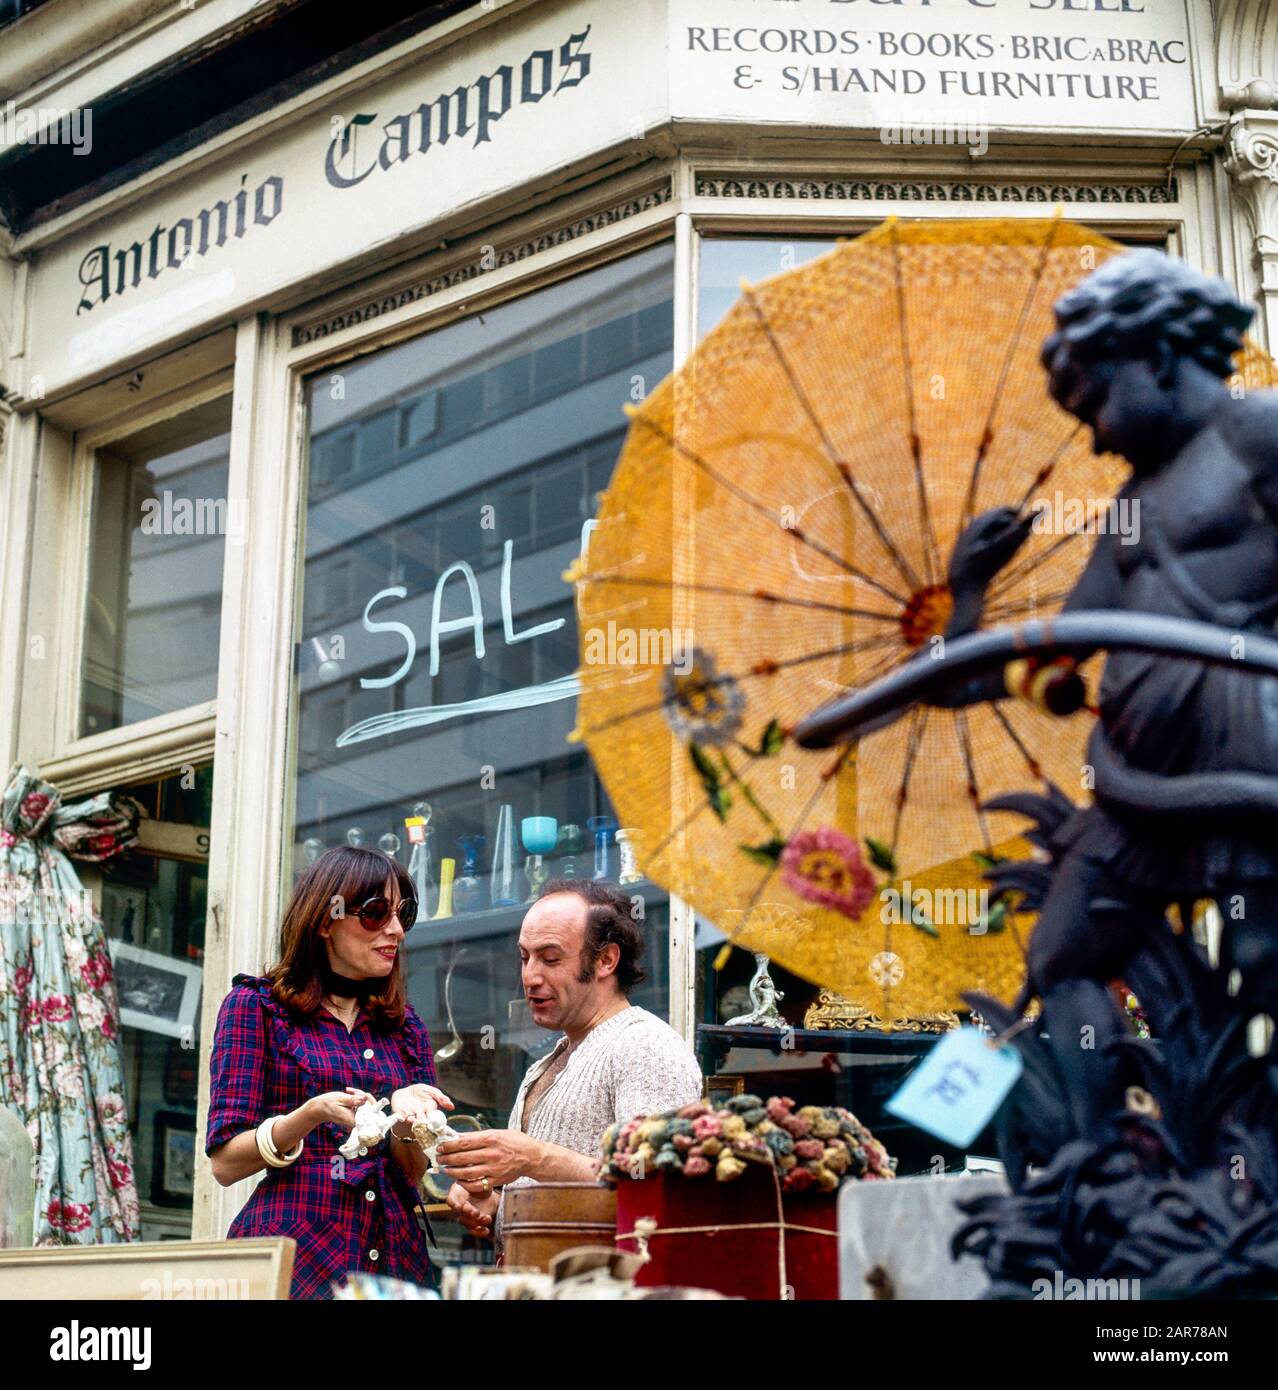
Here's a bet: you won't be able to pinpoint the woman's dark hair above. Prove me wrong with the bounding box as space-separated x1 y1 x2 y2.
539 876 647 994
269 845 413 1030
1042 248 1254 380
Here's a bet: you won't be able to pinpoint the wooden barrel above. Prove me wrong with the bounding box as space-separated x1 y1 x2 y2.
502 1183 617 1272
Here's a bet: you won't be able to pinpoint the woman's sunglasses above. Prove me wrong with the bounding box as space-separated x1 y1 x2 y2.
353 895 418 933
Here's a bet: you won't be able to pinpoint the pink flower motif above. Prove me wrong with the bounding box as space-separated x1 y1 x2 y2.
97 1094 127 1127
42 995 73 1023
779 827 876 920
13 965 32 996
101 1013 118 1040
47 1198 92 1234
0 830 16 849
80 954 112 990
692 1114 723 1141
107 1157 133 1188
19 793 50 823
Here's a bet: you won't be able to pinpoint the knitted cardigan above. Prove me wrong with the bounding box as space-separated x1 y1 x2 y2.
496 1005 702 1242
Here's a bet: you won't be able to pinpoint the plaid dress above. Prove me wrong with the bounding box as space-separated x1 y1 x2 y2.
205 973 436 1299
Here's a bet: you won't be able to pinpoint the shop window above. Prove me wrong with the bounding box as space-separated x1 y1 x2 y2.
440 374 485 436
359 408 398 472
311 427 357 488
81 396 233 737
399 393 439 451
532 337 579 396
293 246 675 1251
99 766 212 1241
484 354 533 415
698 236 839 341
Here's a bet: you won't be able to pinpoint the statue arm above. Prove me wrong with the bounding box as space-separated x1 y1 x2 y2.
929 522 1121 713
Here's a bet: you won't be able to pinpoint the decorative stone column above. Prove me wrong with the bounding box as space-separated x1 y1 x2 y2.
1225 114 1278 352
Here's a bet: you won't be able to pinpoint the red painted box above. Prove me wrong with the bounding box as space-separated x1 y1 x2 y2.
614 1165 839 1300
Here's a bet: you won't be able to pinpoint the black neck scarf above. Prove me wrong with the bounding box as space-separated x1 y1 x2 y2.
322 962 378 1001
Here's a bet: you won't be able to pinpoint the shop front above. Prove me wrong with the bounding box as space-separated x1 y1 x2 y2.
2 0 1276 1266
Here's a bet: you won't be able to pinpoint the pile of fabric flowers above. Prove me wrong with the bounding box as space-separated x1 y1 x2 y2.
601 1094 896 1194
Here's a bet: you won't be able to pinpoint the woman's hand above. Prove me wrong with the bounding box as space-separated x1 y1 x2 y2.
303 1087 372 1133
389 1083 454 1135
446 1181 498 1238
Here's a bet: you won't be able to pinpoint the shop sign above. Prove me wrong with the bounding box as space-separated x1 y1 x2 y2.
669 0 1197 136
26 0 1201 397
31 0 663 394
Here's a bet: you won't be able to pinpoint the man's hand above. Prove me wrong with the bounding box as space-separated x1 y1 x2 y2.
446 1182 498 1239
437 1129 544 1190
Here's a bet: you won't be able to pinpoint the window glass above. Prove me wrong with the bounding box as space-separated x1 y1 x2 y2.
100 766 212 1240
80 397 233 736
292 247 676 1196
697 236 838 340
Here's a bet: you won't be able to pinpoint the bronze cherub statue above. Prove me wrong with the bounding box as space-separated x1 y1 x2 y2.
797 249 1278 1297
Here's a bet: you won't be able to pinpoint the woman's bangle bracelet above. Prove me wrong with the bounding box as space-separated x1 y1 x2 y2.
256 1117 303 1167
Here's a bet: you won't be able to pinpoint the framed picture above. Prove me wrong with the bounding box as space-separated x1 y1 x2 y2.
109 940 202 1040
705 1074 746 1107
152 1110 196 1206
101 884 149 946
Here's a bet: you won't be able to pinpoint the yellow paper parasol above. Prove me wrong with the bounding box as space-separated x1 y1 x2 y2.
570 217 1275 1020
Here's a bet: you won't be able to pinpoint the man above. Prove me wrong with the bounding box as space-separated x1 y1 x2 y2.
440 876 702 1241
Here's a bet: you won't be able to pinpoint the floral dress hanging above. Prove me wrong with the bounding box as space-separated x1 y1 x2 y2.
0 765 142 1244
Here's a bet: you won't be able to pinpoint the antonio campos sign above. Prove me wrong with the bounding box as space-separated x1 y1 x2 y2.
72 28 593 319
27 0 1201 396
30 0 663 394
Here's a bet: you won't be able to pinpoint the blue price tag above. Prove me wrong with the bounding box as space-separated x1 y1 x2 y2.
885 1026 1023 1149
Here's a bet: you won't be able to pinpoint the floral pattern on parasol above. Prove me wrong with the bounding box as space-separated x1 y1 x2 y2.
570 217 1277 1020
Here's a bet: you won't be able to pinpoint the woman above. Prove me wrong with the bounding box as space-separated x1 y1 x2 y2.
205 845 450 1298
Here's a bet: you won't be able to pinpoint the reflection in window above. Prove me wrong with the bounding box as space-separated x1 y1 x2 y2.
81 396 233 736
99 765 212 1240
692 236 843 1050
293 247 676 1213
698 236 838 340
